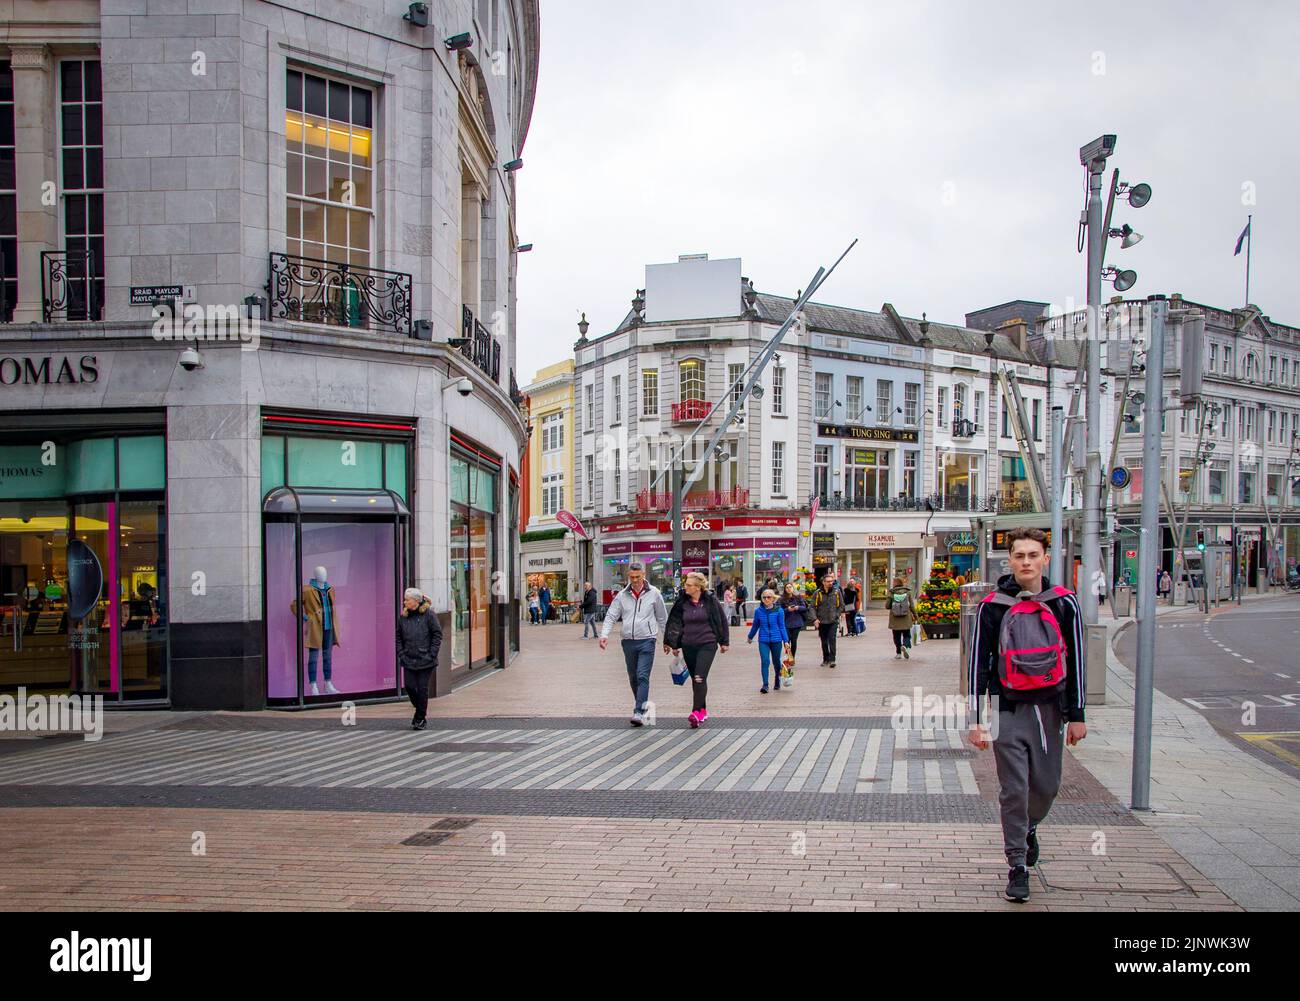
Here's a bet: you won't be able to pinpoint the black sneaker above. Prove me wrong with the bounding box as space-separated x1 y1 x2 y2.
1005 865 1030 903
760 686 769 694
412 718 427 731
1026 827 1040 867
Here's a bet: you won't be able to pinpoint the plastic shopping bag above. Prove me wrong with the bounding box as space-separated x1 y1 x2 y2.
670 652 690 686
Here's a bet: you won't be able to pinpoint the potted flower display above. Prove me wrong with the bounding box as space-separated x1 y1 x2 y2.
917 559 961 639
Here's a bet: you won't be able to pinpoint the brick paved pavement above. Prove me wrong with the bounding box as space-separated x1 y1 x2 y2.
0 808 1234 912
0 613 1246 911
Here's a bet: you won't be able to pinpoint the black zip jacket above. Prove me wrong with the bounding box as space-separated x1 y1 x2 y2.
966 574 1086 724
663 591 730 650
580 588 599 613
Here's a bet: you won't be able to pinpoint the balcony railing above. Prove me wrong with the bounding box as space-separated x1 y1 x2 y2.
42 250 101 322
951 418 979 438
671 399 713 423
815 491 1033 514
818 493 928 512
461 305 501 383
636 486 749 513
269 253 412 334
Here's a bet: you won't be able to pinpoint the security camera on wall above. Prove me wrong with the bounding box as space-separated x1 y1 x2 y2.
447 376 472 397
178 347 203 372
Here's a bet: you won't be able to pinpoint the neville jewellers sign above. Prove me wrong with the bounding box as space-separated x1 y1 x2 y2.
0 355 99 386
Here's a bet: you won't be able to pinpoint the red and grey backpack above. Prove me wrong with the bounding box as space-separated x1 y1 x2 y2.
981 587 1071 696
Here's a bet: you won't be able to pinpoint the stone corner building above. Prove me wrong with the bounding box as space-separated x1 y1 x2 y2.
0 1 540 709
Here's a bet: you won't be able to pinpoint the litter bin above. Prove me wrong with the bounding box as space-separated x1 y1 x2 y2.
1113 583 1133 617
958 582 995 695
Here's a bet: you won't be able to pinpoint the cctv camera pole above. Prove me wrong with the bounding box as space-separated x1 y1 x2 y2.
1131 294 1167 810
1051 405 1065 587
1081 146 1109 626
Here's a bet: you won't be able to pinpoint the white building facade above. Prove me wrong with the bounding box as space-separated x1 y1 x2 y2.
0 1 540 709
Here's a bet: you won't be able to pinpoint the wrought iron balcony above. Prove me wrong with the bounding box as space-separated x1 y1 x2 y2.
951 418 980 438
671 399 713 423
461 305 501 383
42 250 102 322
269 253 412 335
636 486 749 513
920 491 1003 513
817 493 927 512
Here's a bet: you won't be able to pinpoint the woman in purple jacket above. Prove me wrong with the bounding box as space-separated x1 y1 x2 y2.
748 588 791 693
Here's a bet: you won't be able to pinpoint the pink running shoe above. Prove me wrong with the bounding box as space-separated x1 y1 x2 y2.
688 710 701 728
699 709 709 722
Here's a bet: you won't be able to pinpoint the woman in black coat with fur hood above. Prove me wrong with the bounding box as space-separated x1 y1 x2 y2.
397 587 442 730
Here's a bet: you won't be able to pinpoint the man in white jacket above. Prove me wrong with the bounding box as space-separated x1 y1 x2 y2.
599 563 669 726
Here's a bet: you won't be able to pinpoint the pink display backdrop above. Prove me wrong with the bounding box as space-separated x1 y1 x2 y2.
266 521 398 700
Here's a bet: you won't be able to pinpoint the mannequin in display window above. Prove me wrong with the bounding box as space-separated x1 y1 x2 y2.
291 565 341 696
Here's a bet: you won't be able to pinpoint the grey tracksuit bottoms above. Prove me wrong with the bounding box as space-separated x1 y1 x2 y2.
992 699 1065 867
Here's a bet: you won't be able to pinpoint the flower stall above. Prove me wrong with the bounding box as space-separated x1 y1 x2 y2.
917 559 960 639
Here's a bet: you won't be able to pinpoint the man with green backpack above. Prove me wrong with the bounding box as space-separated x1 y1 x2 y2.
811 571 844 668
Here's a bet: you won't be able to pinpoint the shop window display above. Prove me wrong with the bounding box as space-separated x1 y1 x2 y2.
449 447 500 672
754 550 793 589
0 433 168 701
263 489 407 704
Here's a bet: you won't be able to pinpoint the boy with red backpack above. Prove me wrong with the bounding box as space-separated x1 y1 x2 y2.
966 526 1087 903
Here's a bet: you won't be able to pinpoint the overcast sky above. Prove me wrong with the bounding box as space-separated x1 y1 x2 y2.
514 0 1300 385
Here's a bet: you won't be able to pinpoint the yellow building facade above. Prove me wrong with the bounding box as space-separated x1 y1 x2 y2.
522 360 579 607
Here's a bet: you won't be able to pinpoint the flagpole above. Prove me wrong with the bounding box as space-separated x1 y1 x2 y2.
1245 213 1252 306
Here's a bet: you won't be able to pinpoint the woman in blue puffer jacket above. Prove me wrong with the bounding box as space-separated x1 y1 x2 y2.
747 587 791 694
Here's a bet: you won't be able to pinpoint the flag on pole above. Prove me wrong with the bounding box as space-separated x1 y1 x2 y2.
1234 219 1251 256
808 492 820 525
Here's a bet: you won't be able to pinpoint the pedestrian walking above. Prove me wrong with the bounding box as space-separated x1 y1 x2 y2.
734 580 749 620
396 588 442 731
1158 570 1172 602
842 577 861 637
526 588 540 625
811 571 844 668
887 576 917 660
663 572 730 728
779 582 809 673
723 583 737 626
538 583 552 625
747 588 791 693
966 526 1087 904
599 563 669 726
580 581 599 638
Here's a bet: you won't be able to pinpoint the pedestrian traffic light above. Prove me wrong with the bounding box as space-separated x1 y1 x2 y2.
1196 530 1206 552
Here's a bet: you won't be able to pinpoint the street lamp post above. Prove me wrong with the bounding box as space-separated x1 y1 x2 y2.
1231 503 1240 604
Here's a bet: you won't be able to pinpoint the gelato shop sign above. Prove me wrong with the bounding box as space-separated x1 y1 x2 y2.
0 355 99 386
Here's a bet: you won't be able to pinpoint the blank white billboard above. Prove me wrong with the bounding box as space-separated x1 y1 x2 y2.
644 256 742 324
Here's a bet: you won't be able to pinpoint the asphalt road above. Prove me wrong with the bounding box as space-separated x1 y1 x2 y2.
1116 593 1300 782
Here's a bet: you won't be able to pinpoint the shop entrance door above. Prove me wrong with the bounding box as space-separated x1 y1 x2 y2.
867 552 890 606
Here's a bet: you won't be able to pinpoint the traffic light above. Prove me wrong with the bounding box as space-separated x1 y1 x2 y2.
1196 530 1206 552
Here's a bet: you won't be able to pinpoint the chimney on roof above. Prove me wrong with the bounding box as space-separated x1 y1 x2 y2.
998 317 1029 354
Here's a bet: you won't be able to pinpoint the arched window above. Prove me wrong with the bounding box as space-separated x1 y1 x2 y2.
679 358 705 403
